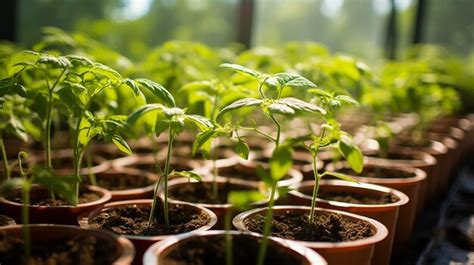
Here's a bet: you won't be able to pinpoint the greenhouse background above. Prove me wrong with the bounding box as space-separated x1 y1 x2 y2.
1 1 474 265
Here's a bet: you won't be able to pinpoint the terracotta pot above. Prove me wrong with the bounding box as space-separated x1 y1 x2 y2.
425 133 460 190
78 199 217 265
112 154 202 175
143 230 328 265
390 138 449 201
427 125 466 166
29 149 107 176
238 152 304 187
364 146 435 215
233 206 387 265
0 185 112 225
326 162 425 255
289 180 409 265
433 116 474 150
165 176 269 229
0 224 134 264
89 167 158 202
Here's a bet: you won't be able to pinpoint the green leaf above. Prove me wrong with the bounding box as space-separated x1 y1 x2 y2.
112 135 132 155
8 50 40 76
335 95 359 106
10 116 28 142
154 119 169 137
185 114 214 131
278 97 327 115
123 78 144 98
127 104 164 125
11 84 27 97
273 73 317 88
37 54 71 68
170 117 185 136
220 63 260 78
136 78 175 107
322 171 359 183
170 170 202 182
270 145 293 181
267 102 295 115
307 88 331 98
193 129 217 157
90 63 122 80
228 190 266 210
235 141 249 160
216 98 263 121
338 135 363 173
65 55 93 67
0 178 28 196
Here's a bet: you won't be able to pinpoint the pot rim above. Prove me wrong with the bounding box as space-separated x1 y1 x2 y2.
0 184 112 209
143 230 328 265
110 154 202 172
364 147 436 168
93 166 158 196
233 205 388 249
0 223 135 264
78 199 217 241
290 179 410 209
165 176 269 208
326 162 427 184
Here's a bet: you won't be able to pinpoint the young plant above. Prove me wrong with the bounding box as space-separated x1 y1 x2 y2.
212 63 325 265
127 85 213 226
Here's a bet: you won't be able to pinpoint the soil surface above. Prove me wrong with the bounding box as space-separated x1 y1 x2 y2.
316 190 399 204
0 215 15 226
91 203 210 236
169 181 253 204
245 211 374 242
0 231 119 265
92 172 154 191
163 234 307 265
7 188 101 206
338 167 416 179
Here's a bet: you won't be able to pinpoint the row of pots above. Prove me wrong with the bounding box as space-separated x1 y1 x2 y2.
1 115 473 264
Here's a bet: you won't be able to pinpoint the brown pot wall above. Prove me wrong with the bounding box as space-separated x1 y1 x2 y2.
288 180 409 265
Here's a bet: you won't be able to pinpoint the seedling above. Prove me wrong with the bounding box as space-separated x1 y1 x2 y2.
127 83 213 226
212 63 325 265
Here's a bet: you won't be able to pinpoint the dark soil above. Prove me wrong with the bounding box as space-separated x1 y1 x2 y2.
163 234 307 265
130 162 193 174
0 231 119 265
338 167 416 179
245 211 374 242
219 165 292 182
316 190 399 204
91 203 210 236
7 188 101 206
92 172 154 191
0 215 15 226
169 181 253 204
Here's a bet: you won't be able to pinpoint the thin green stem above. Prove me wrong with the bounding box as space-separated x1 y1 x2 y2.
256 182 277 265
308 154 320 222
149 129 174 226
212 157 218 201
239 127 276 142
269 114 281 147
22 182 31 259
0 130 11 180
224 210 233 265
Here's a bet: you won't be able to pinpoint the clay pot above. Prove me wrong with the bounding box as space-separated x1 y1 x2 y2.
165 176 268 229
433 116 474 150
364 146 436 215
0 224 134 264
78 199 217 265
0 214 16 226
427 125 466 166
143 230 328 265
289 180 409 265
89 167 158 202
390 138 449 201
0 185 112 225
233 206 387 265
425 133 460 190
112 154 202 175
326 162 426 255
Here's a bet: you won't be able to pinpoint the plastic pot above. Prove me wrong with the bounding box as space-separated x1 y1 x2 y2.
289 180 409 265
143 230 327 265
233 206 387 265
78 199 217 265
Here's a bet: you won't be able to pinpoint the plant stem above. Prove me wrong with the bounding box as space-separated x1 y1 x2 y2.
212 158 218 201
239 127 276 142
308 154 320 222
256 182 277 265
0 130 11 180
149 130 174 226
22 182 31 259
224 210 233 265
269 114 281 146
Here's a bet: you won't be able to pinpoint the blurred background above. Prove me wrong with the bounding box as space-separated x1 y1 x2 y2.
1 0 473 63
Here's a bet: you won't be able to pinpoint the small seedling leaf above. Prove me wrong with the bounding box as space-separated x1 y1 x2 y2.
127 104 164 126
171 170 202 182
234 141 249 160
323 171 359 184
270 145 293 181
112 135 132 155
216 98 263 121
220 63 260 78
273 73 317 88
228 190 266 210
338 135 363 173
136 78 175 107
278 97 327 115
268 102 295 115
